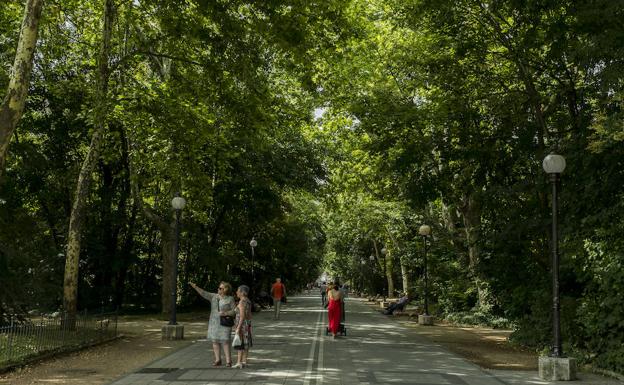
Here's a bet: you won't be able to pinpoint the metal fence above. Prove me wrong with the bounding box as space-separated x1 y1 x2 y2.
0 310 118 367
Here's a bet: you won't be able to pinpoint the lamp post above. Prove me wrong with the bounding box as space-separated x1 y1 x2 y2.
418 224 433 325
162 194 186 340
542 154 566 357
250 237 257 288
169 194 186 326
539 154 576 381
380 247 388 298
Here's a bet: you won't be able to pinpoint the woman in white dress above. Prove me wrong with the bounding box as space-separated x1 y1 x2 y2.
190 281 235 367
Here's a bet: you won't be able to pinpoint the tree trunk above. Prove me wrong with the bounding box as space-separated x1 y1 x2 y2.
96 162 118 304
440 201 460 249
111 132 136 310
399 262 408 297
126 128 178 316
386 229 407 296
160 229 175 315
129 191 176 317
63 0 115 317
130 186 177 317
385 253 395 297
113 204 136 309
459 193 487 309
373 240 394 298
0 0 43 177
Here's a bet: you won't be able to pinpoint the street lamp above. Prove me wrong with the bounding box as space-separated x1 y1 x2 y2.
539 154 576 380
543 154 566 357
419 224 432 324
250 237 257 288
170 194 186 326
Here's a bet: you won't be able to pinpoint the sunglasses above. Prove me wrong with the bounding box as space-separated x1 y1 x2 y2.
218 287 225 290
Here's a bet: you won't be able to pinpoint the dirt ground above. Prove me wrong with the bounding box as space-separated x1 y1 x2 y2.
0 309 537 385
398 317 537 370
0 312 211 385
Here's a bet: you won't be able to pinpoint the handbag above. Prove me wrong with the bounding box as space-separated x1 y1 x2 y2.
218 298 235 327
280 296 287 303
232 333 242 348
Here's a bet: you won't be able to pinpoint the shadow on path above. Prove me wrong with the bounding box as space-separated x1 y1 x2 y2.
107 294 623 385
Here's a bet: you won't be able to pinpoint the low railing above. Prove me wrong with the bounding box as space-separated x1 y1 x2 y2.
0 310 118 368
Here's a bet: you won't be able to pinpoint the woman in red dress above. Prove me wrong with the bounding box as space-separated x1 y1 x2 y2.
327 282 343 339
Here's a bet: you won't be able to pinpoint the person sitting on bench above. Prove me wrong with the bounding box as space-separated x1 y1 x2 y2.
383 293 409 315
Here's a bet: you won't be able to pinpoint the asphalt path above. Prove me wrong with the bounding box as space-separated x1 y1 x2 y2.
108 294 623 385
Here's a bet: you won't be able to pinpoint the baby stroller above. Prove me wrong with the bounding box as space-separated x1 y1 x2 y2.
325 299 347 336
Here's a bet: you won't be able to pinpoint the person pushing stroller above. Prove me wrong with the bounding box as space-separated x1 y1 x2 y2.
326 281 346 338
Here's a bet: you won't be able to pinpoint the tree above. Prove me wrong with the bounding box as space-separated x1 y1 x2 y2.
63 0 115 318
0 0 43 178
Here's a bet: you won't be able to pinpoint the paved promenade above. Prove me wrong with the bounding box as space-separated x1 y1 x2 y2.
108 294 622 385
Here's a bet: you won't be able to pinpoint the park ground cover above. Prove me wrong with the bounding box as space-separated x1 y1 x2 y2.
1 310 537 385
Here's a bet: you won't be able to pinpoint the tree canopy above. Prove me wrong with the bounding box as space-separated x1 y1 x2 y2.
2 0 624 374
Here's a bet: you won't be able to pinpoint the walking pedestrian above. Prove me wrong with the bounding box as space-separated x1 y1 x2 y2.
327 282 342 339
232 285 253 368
337 280 347 324
190 281 235 367
270 278 286 320
320 281 327 307
340 283 349 299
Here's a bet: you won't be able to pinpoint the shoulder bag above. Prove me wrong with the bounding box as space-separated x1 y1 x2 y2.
218 298 235 327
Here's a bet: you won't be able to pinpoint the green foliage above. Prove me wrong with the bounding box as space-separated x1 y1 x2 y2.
575 240 624 372
445 311 513 330
2 0 624 375
1 0 346 316
0 1 21 88
314 0 624 374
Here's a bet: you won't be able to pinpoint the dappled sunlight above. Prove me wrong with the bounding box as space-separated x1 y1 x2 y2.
247 357 279 363
480 334 509 343
118 321 141 326
491 362 527 368
445 371 469 377
279 308 327 314
13 295 609 385
487 371 551 385
253 370 302 378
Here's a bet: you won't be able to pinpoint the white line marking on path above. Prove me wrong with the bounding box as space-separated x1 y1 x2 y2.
317 311 325 385
303 309 323 385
